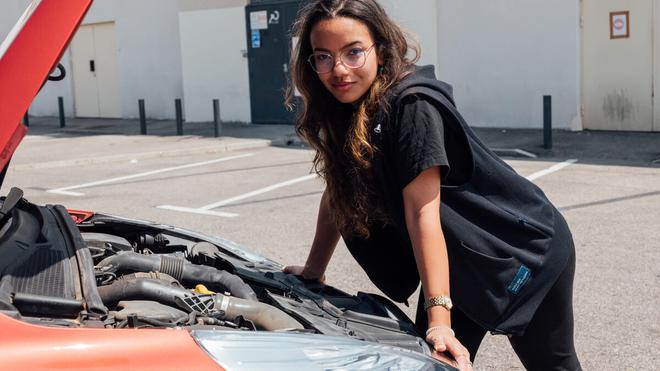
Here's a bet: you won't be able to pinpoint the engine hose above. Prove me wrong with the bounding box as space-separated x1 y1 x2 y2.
96 252 257 301
213 294 303 331
97 278 302 330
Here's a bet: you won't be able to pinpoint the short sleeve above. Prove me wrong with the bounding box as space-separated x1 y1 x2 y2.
393 95 450 188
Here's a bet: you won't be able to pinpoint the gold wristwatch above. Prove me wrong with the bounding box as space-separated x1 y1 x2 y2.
423 295 453 311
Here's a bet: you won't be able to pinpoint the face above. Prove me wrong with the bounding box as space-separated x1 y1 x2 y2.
309 17 380 104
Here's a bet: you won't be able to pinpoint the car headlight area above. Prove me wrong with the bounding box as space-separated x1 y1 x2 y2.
192 330 453 371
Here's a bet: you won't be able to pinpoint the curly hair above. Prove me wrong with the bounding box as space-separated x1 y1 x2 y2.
286 0 419 237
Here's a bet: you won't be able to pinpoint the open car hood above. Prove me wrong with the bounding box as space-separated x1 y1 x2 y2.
0 0 93 183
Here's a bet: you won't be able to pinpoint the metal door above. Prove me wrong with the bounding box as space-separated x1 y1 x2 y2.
582 0 655 131
245 1 301 124
71 25 98 117
71 22 121 118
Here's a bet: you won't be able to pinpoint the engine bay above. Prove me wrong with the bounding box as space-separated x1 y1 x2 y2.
0 189 428 354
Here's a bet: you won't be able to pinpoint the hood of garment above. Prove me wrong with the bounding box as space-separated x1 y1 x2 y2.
389 65 457 107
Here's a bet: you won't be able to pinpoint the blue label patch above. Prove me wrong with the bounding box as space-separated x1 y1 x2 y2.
507 265 532 294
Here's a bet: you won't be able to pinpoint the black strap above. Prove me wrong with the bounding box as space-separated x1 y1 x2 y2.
0 187 24 222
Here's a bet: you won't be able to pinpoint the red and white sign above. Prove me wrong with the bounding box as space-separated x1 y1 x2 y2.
610 11 630 39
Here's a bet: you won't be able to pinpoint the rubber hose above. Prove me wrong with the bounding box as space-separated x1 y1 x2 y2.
97 278 302 330
97 252 257 301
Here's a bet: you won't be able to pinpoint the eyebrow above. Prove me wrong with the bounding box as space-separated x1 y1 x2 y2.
313 41 363 52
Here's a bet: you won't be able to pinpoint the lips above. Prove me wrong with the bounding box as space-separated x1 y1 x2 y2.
332 81 356 91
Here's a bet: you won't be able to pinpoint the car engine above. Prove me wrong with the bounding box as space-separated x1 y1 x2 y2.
0 188 428 354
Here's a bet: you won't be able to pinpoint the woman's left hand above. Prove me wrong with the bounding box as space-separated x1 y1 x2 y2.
426 325 472 370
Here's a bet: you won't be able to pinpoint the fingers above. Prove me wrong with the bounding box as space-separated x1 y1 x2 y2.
444 336 471 370
283 265 327 282
426 334 447 352
282 265 304 275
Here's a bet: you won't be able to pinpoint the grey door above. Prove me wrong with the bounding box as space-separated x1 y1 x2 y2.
246 1 302 124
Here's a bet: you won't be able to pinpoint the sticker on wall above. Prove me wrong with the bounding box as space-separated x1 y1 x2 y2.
250 10 268 30
610 11 629 39
269 11 280 25
251 30 261 49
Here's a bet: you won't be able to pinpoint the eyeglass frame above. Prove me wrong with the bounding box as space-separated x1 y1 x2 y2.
307 44 377 74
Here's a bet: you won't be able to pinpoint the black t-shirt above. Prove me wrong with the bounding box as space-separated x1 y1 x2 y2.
391 95 450 188
344 94 464 305
343 65 572 336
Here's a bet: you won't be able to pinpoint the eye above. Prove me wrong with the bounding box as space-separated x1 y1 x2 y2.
347 48 365 56
314 53 331 62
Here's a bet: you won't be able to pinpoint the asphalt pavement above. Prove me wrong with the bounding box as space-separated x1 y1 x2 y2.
23 115 660 166
10 115 660 370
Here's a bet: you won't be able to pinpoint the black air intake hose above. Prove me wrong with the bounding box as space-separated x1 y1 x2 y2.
96 252 257 301
97 278 302 330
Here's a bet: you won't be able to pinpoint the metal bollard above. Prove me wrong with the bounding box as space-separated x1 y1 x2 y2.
213 99 222 138
23 111 29 127
543 95 552 149
138 99 147 135
58 97 65 128
175 99 183 135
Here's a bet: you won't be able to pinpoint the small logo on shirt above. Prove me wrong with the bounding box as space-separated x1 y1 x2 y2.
507 265 532 294
374 124 382 134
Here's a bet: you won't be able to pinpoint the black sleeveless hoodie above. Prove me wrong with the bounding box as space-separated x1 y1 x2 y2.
344 65 572 336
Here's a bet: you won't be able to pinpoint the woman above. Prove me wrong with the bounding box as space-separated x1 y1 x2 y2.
283 1 581 370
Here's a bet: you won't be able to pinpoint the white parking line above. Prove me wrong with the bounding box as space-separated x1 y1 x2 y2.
492 148 538 159
158 159 575 218
157 173 319 217
526 159 578 181
46 153 255 196
154 206 240 218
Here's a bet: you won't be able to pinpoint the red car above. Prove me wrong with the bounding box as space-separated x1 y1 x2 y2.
0 1 452 370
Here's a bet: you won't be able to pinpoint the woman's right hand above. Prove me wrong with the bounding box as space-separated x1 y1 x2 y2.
282 265 326 283
426 325 472 370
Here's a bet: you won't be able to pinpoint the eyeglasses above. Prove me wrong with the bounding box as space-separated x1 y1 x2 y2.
307 44 376 74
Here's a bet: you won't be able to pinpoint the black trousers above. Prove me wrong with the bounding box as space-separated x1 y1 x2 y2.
416 249 581 370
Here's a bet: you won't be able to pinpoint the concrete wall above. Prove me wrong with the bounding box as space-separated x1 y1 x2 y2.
179 4 251 122
436 0 581 129
1 0 582 128
82 0 184 120
380 0 439 69
1 0 184 119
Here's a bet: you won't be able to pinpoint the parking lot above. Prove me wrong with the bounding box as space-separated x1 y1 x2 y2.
5 131 660 370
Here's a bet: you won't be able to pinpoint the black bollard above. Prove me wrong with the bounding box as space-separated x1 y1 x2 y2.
175 99 183 135
23 111 29 127
543 95 552 149
138 99 147 135
58 96 65 128
213 99 222 138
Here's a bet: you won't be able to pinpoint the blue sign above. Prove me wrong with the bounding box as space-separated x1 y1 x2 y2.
251 30 261 48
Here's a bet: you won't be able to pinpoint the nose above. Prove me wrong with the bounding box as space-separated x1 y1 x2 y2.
331 59 350 76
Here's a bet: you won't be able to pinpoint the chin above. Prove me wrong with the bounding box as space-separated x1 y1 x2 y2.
331 91 361 104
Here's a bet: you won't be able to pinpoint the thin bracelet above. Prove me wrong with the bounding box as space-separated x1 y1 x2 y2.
425 325 455 337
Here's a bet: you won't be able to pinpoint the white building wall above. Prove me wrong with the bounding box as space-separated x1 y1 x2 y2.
179 5 251 123
380 0 439 69
1 0 184 120
1 0 582 128
82 0 184 119
436 0 581 129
